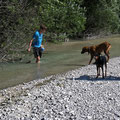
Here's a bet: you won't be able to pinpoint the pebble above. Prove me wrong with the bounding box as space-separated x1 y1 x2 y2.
0 57 120 120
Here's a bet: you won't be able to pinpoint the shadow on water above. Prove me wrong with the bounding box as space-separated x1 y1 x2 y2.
71 75 120 81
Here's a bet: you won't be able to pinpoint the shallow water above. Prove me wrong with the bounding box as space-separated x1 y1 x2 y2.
0 35 120 89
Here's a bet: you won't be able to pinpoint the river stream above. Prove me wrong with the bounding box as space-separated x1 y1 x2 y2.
0 36 120 89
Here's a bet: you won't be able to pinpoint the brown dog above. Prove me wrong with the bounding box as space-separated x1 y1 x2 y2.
81 41 111 64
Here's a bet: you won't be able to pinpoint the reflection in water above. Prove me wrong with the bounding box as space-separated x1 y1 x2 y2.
36 63 41 79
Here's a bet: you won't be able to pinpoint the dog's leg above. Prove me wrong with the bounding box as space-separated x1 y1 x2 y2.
101 66 104 78
104 46 111 62
89 55 94 64
105 53 110 62
96 66 99 78
105 63 107 77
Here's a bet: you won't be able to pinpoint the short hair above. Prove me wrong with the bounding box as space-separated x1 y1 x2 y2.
40 24 47 30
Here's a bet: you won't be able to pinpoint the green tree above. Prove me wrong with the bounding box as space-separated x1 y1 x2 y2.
32 0 86 38
0 0 86 61
83 0 120 34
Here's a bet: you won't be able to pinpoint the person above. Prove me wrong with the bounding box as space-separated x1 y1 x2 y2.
28 24 47 63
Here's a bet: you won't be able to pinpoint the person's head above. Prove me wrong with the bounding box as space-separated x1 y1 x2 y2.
39 24 47 33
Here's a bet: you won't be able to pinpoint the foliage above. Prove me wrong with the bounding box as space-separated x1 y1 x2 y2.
31 0 86 38
83 0 120 34
0 0 120 61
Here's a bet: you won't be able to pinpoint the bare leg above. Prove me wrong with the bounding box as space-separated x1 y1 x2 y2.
36 56 40 63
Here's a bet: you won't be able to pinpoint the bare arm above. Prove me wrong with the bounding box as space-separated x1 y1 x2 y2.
28 39 33 52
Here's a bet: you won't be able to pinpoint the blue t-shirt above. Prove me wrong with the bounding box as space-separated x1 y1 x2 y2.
32 30 43 48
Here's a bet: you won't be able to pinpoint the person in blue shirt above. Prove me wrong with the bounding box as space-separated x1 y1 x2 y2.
28 24 47 63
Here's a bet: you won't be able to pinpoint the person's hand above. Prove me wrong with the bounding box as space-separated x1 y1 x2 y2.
41 45 44 48
28 48 31 52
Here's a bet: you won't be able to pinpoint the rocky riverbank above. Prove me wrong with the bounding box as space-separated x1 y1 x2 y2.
0 57 120 120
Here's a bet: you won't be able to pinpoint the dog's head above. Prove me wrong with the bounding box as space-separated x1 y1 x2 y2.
94 53 100 61
81 46 89 54
94 53 106 62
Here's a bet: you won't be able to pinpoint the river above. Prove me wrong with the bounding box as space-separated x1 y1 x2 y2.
0 35 120 89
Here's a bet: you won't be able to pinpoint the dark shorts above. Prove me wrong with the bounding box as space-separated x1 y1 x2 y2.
33 47 42 58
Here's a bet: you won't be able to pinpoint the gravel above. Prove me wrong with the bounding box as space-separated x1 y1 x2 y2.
0 57 120 120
